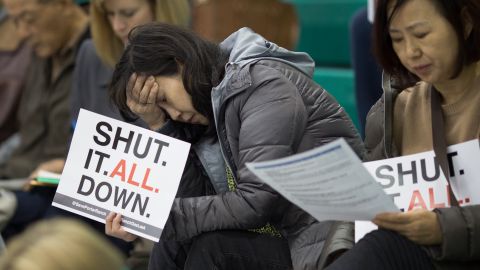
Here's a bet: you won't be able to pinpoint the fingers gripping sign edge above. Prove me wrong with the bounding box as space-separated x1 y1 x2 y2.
105 212 138 242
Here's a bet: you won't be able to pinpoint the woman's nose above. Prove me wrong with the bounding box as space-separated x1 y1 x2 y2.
405 38 421 59
112 16 127 33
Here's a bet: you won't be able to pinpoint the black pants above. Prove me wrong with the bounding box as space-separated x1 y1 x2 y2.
326 229 435 270
149 230 293 270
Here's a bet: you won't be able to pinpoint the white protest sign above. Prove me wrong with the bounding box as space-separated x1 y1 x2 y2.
246 139 399 222
53 109 190 241
356 139 480 241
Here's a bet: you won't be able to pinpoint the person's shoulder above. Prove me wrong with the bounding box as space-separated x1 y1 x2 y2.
77 39 102 64
395 81 429 109
223 60 289 94
75 39 111 77
249 60 281 78
248 60 299 86
398 81 429 98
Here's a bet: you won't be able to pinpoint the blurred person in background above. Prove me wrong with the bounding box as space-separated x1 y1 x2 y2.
0 0 88 238
39 0 190 176
0 0 88 182
70 0 190 126
349 0 383 138
0 218 125 270
0 4 31 159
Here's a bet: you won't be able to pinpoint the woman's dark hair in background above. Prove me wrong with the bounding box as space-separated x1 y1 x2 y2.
373 0 480 84
109 22 229 136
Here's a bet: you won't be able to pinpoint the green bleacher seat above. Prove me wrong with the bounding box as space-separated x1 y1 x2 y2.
313 67 360 129
283 0 364 129
284 0 365 67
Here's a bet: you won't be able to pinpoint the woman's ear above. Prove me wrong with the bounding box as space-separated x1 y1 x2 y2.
461 7 473 39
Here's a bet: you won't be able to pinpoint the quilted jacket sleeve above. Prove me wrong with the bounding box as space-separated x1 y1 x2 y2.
429 205 480 261
364 94 388 162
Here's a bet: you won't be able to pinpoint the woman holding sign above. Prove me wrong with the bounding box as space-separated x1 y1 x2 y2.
327 0 480 269
106 23 365 269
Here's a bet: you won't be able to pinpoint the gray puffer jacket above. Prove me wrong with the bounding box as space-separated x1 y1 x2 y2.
160 28 365 269
365 73 480 270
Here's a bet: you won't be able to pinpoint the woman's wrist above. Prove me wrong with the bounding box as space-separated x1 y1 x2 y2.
148 119 166 131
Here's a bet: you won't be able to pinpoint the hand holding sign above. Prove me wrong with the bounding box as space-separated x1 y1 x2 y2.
356 140 480 242
106 212 138 242
53 109 190 241
373 209 442 245
127 73 166 130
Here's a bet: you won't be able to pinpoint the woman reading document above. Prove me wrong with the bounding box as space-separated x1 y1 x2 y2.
327 0 480 269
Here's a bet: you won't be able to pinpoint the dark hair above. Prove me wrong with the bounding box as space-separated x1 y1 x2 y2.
373 0 480 84
109 23 228 137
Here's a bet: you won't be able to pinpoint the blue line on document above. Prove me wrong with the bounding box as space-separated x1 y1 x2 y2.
254 145 342 169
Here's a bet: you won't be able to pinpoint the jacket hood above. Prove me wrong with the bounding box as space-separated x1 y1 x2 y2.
219 27 315 77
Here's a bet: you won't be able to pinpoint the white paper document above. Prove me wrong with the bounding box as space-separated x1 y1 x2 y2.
246 139 399 222
53 109 190 241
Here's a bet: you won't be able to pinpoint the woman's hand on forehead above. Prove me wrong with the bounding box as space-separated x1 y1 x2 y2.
126 73 166 130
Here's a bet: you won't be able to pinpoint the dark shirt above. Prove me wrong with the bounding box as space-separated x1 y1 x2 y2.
71 39 146 129
0 42 31 143
0 14 32 143
0 29 90 179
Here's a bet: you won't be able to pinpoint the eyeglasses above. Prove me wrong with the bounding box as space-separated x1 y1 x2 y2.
9 3 48 29
12 11 38 28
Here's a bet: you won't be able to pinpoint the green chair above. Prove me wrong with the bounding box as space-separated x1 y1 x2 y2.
313 67 359 128
284 0 365 129
284 0 365 67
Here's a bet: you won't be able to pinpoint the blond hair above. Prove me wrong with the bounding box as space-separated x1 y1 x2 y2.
91 0 190 67
0 219 125 270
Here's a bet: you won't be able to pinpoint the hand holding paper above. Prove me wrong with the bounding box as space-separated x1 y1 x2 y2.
247 137 479 244
36 170 62 185
29 159 65 180
373 208 442 245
